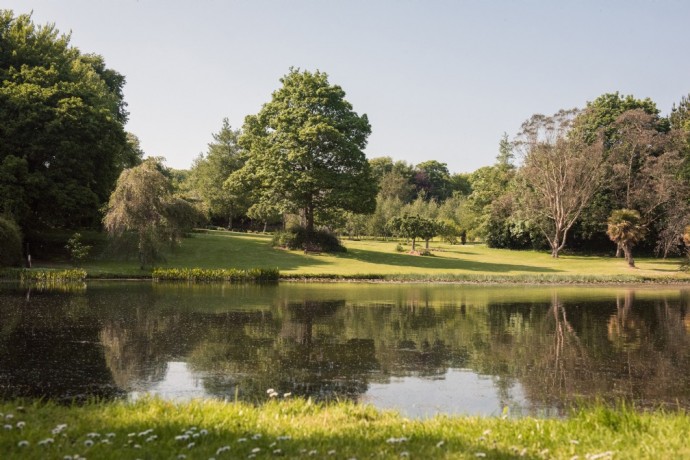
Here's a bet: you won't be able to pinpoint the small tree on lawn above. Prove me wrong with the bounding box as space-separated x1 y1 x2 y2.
388 215 437 253
606 209 645 268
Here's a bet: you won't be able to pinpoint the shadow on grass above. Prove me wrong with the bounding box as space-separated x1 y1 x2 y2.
338 248 562 273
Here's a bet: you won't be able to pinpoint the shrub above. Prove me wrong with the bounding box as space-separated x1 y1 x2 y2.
0 216 22 267
152 267 279 282
395 243 405 252
65 232 92 266
272 226 346 253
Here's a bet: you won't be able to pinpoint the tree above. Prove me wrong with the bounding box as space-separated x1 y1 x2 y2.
496 132 514 168
229 69 376 239
0 11 136 231
103 159 202 268
189 118 247 229
413 160 452 202
387 215 437 252
607 209 645 267
516 110 605 257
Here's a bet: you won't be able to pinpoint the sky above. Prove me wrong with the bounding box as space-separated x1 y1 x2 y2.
5 0 690 173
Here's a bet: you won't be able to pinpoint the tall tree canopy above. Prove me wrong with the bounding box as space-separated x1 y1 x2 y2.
189 118 247 228
229 69 376 234
0 10 137 231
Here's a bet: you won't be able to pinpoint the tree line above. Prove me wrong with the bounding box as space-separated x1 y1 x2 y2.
2 10 690 266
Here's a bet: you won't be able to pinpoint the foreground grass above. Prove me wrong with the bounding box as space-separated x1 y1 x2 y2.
43 230 690 282
0 398 687 459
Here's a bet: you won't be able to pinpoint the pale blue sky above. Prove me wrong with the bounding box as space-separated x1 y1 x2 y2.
5 0 690 173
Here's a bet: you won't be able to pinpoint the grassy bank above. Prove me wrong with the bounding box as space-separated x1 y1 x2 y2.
38 230 690 282
0 398 687 459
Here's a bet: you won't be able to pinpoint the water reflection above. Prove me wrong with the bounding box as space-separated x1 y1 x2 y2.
1 282 690 417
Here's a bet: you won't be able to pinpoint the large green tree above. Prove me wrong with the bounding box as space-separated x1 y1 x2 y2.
229 69 376 236
189 118 247 228
0 11 138 231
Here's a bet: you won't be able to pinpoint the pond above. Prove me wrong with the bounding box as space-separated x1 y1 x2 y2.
1 281 689 418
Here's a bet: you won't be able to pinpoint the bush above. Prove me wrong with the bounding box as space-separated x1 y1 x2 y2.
272 226 346 253
152 267 279 282
0 216 22 267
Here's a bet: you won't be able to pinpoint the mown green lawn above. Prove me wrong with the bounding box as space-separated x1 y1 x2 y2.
59 230 690 281
0 398 687 459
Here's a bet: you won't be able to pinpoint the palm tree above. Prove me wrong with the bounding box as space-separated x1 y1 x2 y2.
606 209 645 268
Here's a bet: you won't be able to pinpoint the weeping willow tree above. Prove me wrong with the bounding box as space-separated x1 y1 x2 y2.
103 159 203 268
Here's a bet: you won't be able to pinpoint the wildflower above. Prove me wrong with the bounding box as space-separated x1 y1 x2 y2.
187 442 196 449
101 438 111 444
87 432 101 438
84 439 94 447
4 424 12 430
252 447 261 453
283 393 292 398
53 424 68 434
5 413 14 419
177 455 187 460
400 452 410 458
308 450 318 456
106 432 116 438
134 443 142 448
436 440 445 448
139 429 154 437
249 455 256 459
17 440 29 447
475 453 486 458
193 433 200 438
146 435 158 442
216 445 231 455
386 437 408 444
273 448 283 455
238 437 248 443
277 435 292 441
128 432 137 437
176 434 190 441
267 388 275 394
328 449 337 455
570 440 580 445
16 421 25 429
200 429 209 436
252 433 262 440
38 438 55 446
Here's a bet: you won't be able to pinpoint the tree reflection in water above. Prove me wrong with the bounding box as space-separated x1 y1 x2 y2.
2 283 690 415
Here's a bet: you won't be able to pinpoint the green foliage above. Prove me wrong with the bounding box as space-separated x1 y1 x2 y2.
573 92 663 145
413 160 453 201
103 159 204 268
64 232 91 266
0 268 87 282
152 267 279 282
189 118 248 228
231 68 376 235
387 214 439 251
0 11 136 231
0 215 22 267
272 226 345 252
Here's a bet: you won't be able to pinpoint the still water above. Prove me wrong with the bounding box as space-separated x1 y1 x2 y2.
1 282 690 418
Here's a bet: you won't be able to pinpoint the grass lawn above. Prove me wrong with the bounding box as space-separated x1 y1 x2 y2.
0 398 687 459
63 230 690 282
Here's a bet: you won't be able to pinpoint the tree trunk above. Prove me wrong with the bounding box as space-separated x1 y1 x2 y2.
227 215 232 230
615 241 622 258
425 238 430 250
623 243 635 268
411 237 416 251
263 221 267 233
